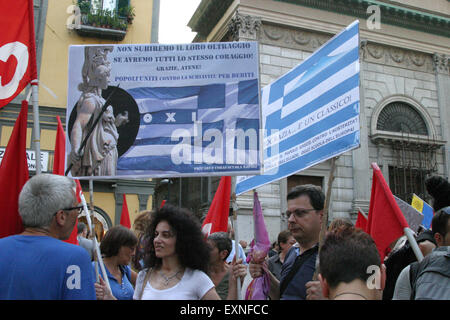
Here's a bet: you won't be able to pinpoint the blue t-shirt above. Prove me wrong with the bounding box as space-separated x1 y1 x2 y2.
92 262 134 300
0 235 96 300
279 245 318 300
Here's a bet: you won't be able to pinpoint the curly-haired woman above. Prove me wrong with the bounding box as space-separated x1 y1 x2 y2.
131 205 245 300
95 205 246 300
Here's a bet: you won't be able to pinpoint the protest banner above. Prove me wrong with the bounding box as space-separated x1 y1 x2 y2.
65 42 261 179
236 21 360 195
394 195 424 233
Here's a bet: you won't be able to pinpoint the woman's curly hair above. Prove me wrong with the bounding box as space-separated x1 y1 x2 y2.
425 175 450 212
143 204 210 273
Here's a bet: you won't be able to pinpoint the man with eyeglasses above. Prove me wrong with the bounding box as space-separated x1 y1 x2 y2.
249 184 324 300
0 174 96 299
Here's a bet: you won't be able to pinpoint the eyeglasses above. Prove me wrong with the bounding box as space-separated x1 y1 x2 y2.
285 208 316 219
61 205 84 214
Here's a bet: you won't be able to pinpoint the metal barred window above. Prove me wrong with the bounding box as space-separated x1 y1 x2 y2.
376 102 428 135
376 102 436 203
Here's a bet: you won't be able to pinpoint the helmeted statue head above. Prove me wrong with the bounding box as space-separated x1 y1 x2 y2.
78 46 113 92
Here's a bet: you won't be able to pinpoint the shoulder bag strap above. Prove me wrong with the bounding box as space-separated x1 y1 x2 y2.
279 246 318 297
138 268 153 300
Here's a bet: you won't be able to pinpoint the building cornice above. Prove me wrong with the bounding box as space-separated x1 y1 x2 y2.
189 0 450 44
188 0 234 39
275 0 450 38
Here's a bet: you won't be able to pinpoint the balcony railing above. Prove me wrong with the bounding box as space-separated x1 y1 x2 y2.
68 3 135 41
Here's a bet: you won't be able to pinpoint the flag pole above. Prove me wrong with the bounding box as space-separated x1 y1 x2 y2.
89 177 99 281
231 191 242 300
80 179 110 291
313 156 337 280
404 227 424 262
31 82 41 174
357 207 368 220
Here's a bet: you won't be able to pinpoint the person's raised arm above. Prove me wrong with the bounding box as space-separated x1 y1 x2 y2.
227 258 247 300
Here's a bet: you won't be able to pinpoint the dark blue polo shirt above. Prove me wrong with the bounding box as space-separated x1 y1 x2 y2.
279 244 318 300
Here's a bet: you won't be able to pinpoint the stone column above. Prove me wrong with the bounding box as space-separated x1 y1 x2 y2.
228 12 261 41
138 194 150 212
351 40 371 217
433 53 450 177
114 192 124 226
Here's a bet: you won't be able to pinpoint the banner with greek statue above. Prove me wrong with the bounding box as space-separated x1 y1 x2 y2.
66 42 261 179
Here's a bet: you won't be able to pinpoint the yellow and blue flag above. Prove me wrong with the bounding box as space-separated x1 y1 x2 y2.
411 193 434 229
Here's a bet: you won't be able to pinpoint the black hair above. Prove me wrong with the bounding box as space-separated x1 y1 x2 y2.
208 232 232 260
287 184 325 210
277 229 292 245
431 206 450 239
319 227 380 289
100 225 138 258
144 204 210 274
425 176 450 212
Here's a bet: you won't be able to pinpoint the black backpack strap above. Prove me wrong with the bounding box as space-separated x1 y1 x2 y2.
409 261 420 300
280 245 318 297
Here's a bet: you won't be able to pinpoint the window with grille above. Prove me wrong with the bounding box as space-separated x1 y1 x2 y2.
376 102 428 135
377 102 435 203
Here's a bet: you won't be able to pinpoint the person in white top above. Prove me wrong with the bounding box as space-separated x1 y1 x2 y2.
96 204 246 300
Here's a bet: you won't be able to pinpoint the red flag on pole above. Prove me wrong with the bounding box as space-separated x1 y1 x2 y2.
367 163 409 261
74 180 83 204
0 100 29 237
52 115 78 245
160 199 166 208
0 0 38 108
201 176 231 238
120 194 131 229
355 209 368 232
52 116 66 175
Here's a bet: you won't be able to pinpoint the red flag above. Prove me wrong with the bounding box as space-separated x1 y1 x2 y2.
0 0 38 108
52 115 78 245
160 199 166 208
72 179 83 244
367 163 409 261
120 194 131 229
74 179 83 203
355 209 368 232
201 176 231 238
0 100 29 237
52 116 66 175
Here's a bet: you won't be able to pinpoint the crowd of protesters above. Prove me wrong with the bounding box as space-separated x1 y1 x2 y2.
0 173 448 300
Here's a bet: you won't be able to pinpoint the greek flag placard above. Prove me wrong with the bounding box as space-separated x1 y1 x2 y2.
66 42 261 178
236 21 360 195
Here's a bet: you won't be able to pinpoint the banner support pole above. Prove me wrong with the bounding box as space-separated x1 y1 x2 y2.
404 227 424 262
313 156 337 280
231 190 242 300
31 82 41 174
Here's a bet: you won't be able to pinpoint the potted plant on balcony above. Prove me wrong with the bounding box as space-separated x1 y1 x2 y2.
76 0 91 25
77 0 91 15
119 5 135 24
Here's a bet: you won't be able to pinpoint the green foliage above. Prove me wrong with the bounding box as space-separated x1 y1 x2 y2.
81 5 133 31
77 0 91 14
118 5 135 24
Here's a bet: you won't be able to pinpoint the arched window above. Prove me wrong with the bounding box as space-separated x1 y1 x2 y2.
371 98 442 204
376 102 428 135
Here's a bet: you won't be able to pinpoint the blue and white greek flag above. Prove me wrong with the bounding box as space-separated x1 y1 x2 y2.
236 21 360 195
118 79 260 176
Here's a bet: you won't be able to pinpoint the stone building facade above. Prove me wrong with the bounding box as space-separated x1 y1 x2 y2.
188 0 450 244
